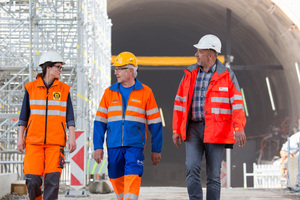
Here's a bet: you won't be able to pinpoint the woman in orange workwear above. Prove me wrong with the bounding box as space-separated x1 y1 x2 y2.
17 51 76 200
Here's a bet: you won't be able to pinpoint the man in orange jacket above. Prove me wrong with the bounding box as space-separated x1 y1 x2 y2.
172 34 246 200
93 52 163 200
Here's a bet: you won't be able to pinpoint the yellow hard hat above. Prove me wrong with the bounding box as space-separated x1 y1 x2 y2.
112 52 138 67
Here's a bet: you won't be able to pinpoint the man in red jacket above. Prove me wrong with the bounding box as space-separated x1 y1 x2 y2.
172 34 246 200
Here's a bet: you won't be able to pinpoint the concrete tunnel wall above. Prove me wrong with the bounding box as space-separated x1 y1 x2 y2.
107 0 300 187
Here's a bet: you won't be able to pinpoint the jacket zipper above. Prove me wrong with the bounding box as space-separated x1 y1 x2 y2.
117 87 125 146
117 86 134 146
44 87 49 144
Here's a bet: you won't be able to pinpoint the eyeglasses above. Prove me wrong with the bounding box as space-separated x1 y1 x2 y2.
114 68 128 73
53 65 63 71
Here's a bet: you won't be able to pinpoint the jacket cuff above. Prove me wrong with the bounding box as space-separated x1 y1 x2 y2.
234 125 244 132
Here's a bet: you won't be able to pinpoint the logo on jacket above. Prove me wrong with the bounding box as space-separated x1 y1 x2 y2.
112 99 119 103
219 87 228 91
137 160 143 166
131 99 141 103
53 92 61 100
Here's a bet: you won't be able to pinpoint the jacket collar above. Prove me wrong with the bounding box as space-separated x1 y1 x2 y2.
186 59 228 76
215 59 227 75
110 78 144 91
37 75 59 87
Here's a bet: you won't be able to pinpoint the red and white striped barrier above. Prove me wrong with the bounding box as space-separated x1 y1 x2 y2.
70 130 86 188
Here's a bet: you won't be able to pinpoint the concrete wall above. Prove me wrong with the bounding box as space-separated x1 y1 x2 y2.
0 173 18 197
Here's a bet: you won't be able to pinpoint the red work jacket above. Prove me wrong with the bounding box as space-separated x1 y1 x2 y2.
24 75 70 146
173 59 246 146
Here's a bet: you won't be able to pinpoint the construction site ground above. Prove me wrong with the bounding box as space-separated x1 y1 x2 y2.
2 187 300 200
59 187 300 200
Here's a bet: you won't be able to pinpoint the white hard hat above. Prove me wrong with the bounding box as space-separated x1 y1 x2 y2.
193 34 222 53
39 51 65 66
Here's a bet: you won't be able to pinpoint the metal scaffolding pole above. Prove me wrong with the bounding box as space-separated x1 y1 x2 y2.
0 0 112 178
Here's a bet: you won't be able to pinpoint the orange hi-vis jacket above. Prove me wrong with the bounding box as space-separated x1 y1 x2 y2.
93 79 163 152
24 75 70 146
173 59 246 146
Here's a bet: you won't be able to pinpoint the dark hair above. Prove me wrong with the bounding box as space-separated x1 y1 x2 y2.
37 62 56 79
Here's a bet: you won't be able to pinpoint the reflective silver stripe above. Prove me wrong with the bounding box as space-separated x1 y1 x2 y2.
108 106 122 112
230 95 243 103
48 100 67 107
175 95 186 102
95 116 107 123
174 105 185 112
98 106 108 114
125 116 146 123
31 109 45 115
107 116 123 122
30 100 67 107
124 193 138 200
211 108 232 115
147 117 162 125
146 107 159 115
48 110 66 117
211 97 230 103
30 100 46 105
233 104 244 111
127 106 145 115
30 109 66 117
116 192 124 200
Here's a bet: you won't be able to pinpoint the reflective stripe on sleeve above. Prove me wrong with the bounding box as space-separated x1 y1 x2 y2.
175 95 186 102
98 106 108 114
146 107 159 115
147 117 162 125
232 104 244 111
230 95 243 103
95 116 107 123
174 105 185 112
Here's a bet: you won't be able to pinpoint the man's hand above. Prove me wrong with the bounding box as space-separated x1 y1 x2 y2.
151 152 161 166
235 131 246 147
172 133 182 148
94 149 104 164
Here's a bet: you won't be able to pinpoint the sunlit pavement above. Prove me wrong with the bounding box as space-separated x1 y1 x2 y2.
59 187 300 200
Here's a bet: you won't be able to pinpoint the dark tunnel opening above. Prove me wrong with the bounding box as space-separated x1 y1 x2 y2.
108 0 294 187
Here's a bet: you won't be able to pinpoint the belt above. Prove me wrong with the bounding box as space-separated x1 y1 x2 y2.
190 120 205 124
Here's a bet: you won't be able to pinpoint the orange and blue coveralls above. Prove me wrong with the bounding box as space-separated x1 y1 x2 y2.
173 59 246 146
18 75 75 200
93 79 163 200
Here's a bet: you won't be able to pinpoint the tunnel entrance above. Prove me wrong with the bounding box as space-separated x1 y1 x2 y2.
108 0 295 187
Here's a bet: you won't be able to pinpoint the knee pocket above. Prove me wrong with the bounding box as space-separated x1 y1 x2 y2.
25 174 42 199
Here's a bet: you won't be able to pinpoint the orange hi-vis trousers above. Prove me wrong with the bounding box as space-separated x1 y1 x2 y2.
24 144 65 200
108 147 144 200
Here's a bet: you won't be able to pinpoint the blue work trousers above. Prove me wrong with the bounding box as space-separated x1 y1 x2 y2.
185 122 225 200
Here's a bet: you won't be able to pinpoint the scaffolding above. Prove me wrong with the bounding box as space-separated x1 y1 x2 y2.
0 0 112 175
